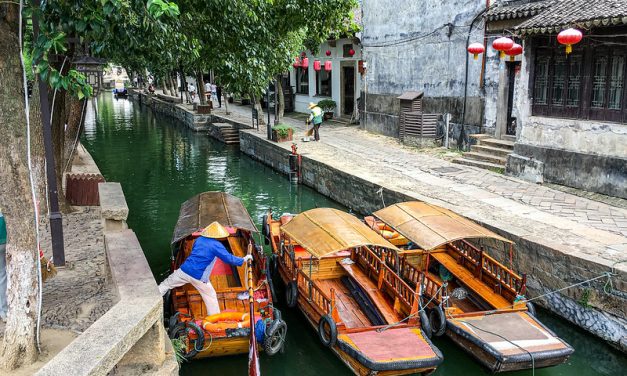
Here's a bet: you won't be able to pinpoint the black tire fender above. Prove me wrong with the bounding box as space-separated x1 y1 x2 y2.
318 315 337 348
420 309 433 339
429 305 446 337
285 281 298 308
264 319 288 356
527 301 536 317
169 321 204 360
262 214 270 245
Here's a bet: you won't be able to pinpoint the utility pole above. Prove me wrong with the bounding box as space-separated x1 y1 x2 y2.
32 1 65 266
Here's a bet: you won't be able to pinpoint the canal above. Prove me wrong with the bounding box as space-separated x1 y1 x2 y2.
82 94 625 376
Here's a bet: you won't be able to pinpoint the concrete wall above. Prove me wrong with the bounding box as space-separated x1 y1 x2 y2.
239 128 627 352
290 38 363 117
361 0 487 136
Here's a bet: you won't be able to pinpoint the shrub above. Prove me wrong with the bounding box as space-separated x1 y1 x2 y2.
272 124 293 139
317 99 336 112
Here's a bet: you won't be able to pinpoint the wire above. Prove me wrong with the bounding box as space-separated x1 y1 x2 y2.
18 0 43 352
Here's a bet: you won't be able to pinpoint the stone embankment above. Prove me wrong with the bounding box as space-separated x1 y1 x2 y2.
34 147 177 375
137 93 627 352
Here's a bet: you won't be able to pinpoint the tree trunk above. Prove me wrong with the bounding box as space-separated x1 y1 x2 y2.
0 5 43 369
161 76 170 96
170 73 177 98
62 96 86 175
197 72 206 105
276 76 285 123
224 92 230 115
254 98 266 126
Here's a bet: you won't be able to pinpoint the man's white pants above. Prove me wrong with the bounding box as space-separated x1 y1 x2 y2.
159 269 220 315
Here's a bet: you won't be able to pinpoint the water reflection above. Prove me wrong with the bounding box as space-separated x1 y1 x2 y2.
82 94 627 376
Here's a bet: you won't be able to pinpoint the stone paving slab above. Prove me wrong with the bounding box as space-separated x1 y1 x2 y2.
218 104 627 274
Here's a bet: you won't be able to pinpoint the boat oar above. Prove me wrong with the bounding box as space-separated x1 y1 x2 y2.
247 242 261 376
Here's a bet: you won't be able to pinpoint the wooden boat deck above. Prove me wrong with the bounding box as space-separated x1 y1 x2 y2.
317 278 372 328
431 251 512 310
340 262 401 324
338 327 438 363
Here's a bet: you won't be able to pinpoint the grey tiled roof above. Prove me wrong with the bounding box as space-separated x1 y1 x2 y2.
486 1 555 21
514 0 627 34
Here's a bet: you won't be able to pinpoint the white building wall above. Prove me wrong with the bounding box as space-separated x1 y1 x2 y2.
290 38 363 116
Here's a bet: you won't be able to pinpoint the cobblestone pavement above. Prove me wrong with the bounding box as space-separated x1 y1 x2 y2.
215 104 627 271
37 206 117 333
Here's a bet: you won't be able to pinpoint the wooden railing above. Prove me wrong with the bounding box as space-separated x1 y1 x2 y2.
421 273 444 305
296 268 334 316
451 240 525 295
280 243 297 279
392 255 444 306
353 247 417 309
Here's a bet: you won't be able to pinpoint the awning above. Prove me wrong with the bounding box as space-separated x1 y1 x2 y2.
373 202 512 251
281 208 399 259
171 191 258 244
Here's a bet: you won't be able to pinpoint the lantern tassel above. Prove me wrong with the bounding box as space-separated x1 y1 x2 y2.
566 44 572 54
473 54 478 60
499 51 506 59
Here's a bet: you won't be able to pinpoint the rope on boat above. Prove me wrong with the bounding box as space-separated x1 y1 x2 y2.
376 282 448 333
458 319 535 376
376 187 386 209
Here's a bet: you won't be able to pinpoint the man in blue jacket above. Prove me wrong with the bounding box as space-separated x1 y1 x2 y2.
158 221 252 315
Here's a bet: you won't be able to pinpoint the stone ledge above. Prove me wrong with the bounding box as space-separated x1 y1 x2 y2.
36 229 167 375
99 182 129 222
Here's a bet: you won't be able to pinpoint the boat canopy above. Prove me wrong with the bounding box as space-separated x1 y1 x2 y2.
171 191 258 244
281 208 399 259
373 201 512 251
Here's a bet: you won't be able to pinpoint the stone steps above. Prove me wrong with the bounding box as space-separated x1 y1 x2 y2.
461 151 507 165
481 138 514 150
451 157 505 172
470 144 511 158
219 128 240 145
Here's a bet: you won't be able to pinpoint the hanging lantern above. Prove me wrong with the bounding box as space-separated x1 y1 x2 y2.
314 60 321 71
506 43 523 62
467 42 485 60
492 37 514 59
301 57 309 69
293 57 300 68
348 48 355 57
325 50 332 56
324 61 332 72
557 28 583 54
301 51 307 58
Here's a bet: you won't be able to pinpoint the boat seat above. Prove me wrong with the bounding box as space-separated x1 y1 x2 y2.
430 252 512 310
340 262 401 325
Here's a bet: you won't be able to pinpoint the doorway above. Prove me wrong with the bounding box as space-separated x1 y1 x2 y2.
342 66 355 116
506 61 520 136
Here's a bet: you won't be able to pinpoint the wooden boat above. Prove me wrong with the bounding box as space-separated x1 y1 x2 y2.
265 208 443 376
367 201 574 373
165 191 286 361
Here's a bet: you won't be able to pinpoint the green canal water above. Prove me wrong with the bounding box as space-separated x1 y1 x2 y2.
82 94 625 376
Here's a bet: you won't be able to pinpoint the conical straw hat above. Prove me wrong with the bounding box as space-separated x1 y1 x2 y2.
200 221 229 239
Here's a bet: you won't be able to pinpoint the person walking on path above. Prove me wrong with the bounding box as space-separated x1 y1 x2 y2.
158 221 252 315
0 211 7 321
216 85 222 108
307 102 324 141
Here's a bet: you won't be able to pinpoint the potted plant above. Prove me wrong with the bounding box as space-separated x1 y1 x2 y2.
271 124 294 142
317 99 336 120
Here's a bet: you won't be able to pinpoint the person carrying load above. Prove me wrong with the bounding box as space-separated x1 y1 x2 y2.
158 221 252 315
307 102 324 141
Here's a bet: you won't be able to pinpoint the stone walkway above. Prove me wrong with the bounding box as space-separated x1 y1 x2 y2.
37 206 117 332
214 104 627 273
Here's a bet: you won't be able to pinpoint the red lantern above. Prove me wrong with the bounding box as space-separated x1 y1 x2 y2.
324 61 332 72
349 48 355 57
467 42 485 60
293 57 300 68
325 50 332 56
301 57 309 69
557 28 583 54
314 60 321 71
492 37 514 59
301 51 307 58
506 43 523 61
